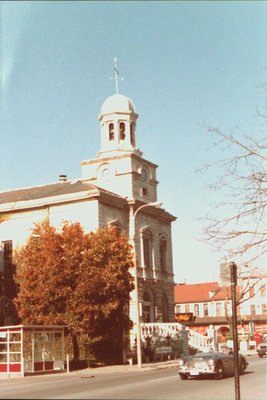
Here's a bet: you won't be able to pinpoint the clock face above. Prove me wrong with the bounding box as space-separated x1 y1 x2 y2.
102 167 111 178
98 163 115 180
141 168 148 181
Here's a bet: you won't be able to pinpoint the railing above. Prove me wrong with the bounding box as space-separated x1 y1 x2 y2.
140 322 210 350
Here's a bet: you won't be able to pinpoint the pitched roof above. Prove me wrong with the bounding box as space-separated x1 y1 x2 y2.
174 282 232 303
0 180 98 205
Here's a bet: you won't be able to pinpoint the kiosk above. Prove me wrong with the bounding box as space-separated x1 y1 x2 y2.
0 325 66 378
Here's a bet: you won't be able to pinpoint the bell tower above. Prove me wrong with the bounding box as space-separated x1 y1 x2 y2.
98 93 141 158
81 60 159 203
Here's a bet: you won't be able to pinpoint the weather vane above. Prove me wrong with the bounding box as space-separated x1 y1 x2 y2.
109 57 124 94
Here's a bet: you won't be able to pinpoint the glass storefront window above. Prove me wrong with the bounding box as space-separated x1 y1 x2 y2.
0 354 7 362
9 353 21 362
9 332 21 342
0 343 7 352
9 343 21 352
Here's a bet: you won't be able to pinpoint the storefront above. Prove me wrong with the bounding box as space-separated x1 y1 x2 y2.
0 325 66 378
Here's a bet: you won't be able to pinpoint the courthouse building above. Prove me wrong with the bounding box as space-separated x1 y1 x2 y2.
0 91 177 331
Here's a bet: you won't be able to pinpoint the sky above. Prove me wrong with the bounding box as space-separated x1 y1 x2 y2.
1 1 267 284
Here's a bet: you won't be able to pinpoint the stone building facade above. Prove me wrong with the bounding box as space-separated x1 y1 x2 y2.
0 92 176 332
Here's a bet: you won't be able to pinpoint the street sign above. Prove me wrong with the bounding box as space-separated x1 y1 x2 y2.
220 263 231 286
155 346 172 355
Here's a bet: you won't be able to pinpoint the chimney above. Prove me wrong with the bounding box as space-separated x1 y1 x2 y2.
59 174 67 182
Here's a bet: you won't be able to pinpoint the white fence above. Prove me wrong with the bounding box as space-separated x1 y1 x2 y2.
140 322 210 350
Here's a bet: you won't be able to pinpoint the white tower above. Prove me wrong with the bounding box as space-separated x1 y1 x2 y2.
81 60 159 203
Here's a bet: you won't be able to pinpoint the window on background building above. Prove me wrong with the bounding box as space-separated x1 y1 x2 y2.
262 303 267 314
109 123 114 141
175 305 181 313
250 304 256 316
260 285 266 297
194 304 199 316
204 303 209 316
119 122 125 140
142 229 153 269
216 302 222 316
159 236 167 272
185 304 190 313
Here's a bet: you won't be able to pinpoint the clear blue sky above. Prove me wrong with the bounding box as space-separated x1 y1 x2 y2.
1 1 267 283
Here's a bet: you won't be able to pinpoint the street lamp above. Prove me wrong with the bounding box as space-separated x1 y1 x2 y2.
129 201 162 368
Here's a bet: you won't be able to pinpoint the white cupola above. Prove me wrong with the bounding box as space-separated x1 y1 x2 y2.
97 93 142 158
81 59 158 202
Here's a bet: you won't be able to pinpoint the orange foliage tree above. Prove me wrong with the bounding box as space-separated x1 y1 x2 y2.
14 220 134 363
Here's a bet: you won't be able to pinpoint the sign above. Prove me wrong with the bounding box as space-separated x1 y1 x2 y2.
155 346 172 355
220 262 238 286
175 313 195 322
220 263 231 286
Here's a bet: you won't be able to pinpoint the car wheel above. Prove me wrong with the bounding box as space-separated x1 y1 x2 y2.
214 362 224 380
179 373 188 380
258 354 263 358
239 360 246 375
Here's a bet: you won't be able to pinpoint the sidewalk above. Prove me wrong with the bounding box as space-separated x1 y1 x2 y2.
71 349 257 377
72 359 178 377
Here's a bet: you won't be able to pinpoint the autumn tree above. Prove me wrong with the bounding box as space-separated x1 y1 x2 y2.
14 220 134 364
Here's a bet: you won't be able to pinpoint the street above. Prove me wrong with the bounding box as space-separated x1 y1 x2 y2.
0 355 266 400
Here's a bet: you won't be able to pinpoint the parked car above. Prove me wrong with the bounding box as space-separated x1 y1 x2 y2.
177 348 248 380
256 338 267 358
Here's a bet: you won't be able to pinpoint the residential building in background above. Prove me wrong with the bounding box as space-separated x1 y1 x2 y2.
174 276 267 344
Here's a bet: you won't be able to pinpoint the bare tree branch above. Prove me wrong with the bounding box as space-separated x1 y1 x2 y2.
200 91 267 271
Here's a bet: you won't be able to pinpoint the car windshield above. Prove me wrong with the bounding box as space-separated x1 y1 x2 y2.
196 348 215 354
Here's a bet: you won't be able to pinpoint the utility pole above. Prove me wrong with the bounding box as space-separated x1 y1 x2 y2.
230 262 240 400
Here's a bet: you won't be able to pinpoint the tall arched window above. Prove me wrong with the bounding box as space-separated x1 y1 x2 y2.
130 124 135 146
142 228 153 269
159 236 167 272
143 291 154 322
109 123 114 141
119 122 125 140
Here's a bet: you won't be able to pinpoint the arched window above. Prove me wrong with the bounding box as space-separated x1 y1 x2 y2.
130 124 135 146
143 291 153 323
107 220 122 235
142 228 153 269
119 122 125 140
162 294 169 322
109 123 114 141
159 236 167 272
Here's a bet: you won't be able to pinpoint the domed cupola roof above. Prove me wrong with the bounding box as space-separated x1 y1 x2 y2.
99 94 136 119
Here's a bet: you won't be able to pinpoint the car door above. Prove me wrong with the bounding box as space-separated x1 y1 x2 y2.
221 353 234 375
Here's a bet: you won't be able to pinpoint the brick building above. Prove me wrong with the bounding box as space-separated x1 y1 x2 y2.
174 277 267 343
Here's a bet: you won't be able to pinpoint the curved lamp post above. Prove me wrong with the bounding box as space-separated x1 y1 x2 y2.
130 201 162 368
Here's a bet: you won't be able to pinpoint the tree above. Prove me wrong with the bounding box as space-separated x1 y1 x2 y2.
201 89 267 333
202 95 267 272
14 220 134 363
